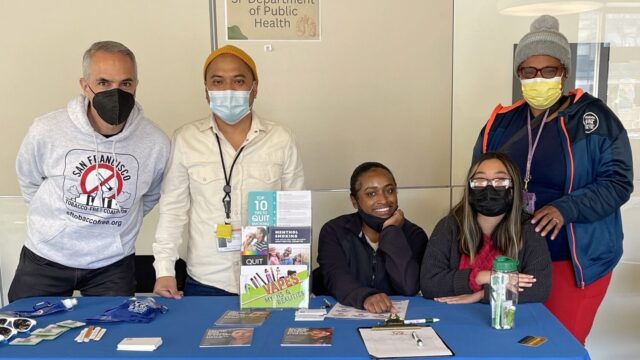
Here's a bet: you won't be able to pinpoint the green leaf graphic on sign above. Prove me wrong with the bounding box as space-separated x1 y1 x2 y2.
228 25 248 40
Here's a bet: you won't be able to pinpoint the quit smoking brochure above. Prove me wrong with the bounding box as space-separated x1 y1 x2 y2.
240 191 312 309
281 327 334 346
199 328 254 347
214 310 271 326
240 264 309 308
248 191 312 227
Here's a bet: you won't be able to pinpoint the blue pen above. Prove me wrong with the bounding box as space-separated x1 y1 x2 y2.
322 298 332 308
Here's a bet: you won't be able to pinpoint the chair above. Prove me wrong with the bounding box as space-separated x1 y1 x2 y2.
134 255 187 294
311 267 329 296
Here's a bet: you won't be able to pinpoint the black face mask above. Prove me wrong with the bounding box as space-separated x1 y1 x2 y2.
90 88 135 126
357 208 391 233
468 186 513 217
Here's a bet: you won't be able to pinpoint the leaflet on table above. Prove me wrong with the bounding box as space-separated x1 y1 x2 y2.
248 191 312 227
326 300 409 320
199 328 254 347
214 310 271 327
281 327 334 346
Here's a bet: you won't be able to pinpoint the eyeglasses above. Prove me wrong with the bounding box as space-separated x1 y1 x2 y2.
518 66 564 79
0 316 37 332
469 178 512 190
0 325 17 341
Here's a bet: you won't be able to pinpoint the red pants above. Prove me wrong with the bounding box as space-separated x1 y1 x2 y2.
544 261 612 345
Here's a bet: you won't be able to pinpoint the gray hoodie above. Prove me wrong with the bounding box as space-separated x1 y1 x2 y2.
16 95 170 269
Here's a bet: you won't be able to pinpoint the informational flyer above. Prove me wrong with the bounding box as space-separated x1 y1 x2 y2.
241 191 312 309
247 191 312 227
240 265 309 308
326 300 409 321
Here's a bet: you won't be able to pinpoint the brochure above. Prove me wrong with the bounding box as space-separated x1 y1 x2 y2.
326 300 409 320
247 191 312 227
199 328 254 347
241 191 312 309
240 265 309 308
281 327 333 346
214 310 271 327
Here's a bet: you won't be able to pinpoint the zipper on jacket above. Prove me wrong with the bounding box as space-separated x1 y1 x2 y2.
560 116 585 289
370 249 377 287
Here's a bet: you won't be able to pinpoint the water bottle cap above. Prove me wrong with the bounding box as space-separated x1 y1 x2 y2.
493 256 518 271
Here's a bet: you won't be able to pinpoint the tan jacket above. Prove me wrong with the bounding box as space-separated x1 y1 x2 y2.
153 114 304 293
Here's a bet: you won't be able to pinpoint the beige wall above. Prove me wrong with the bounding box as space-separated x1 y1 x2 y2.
1 0 453 194
0 0 213 305
214 0 453 189
0 0 454 304
0 0 212 195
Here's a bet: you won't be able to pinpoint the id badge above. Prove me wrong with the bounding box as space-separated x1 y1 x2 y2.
522 191 536 215
216 224 242 252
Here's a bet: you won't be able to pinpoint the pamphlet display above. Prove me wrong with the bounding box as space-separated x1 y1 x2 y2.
240 191 312 309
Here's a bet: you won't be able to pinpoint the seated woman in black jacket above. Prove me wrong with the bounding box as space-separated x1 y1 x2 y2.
421 152 551 304
316 162 428 313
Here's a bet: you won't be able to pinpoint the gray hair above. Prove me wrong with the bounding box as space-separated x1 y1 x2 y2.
82 41 137 80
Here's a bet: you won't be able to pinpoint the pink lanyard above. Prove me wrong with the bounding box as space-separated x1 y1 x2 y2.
524 109 550 191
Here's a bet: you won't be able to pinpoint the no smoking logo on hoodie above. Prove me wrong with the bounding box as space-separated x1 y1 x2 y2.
63 149 139 220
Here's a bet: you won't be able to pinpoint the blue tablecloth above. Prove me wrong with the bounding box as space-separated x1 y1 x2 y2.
0 296 589 359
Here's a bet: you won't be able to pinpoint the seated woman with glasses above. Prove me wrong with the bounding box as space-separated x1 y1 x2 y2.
420 152 551 304
316 162 428 313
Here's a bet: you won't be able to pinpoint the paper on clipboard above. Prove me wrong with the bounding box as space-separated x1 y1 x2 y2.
358 326 453 358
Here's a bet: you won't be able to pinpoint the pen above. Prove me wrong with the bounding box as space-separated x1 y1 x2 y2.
404 318 440 324
411 331 423 347
322 298 332 308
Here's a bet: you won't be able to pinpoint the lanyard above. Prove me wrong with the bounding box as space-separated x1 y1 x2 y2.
215 133 245 223
524 108 550 191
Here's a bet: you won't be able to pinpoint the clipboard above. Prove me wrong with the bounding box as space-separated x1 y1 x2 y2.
357 326 454 358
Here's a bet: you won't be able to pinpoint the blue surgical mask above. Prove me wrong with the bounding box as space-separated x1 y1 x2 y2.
208 88 252 125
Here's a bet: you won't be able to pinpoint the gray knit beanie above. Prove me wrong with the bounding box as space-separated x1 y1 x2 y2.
514 15 571 76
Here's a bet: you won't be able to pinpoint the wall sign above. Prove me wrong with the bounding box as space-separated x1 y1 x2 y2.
226 0 320 41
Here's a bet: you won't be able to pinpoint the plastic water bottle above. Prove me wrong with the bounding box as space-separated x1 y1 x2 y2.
490 256 518 329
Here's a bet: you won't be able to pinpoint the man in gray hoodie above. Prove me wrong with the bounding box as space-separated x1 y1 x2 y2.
8 41 170 302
